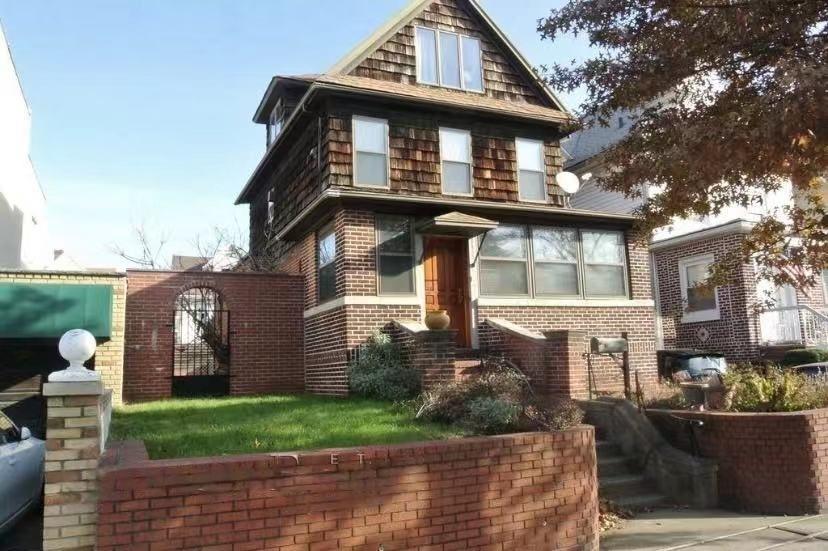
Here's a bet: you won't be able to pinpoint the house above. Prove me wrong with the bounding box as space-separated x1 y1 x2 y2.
235 0 660 398
0 22 51 270
565 111 828 362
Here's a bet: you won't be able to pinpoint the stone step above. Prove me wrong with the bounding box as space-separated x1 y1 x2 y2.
454 359 483 380
610 492 669 510
597 455 633 477
600 473 657 501
595 440 623 458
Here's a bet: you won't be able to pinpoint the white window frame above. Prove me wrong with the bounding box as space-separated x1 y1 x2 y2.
531 226 581 298
580 229 629 299
479 225 531 297
516 138 547 203
318 224 337 303
413 26 484 93
352 115 390 189
439 127 474 197
678 253 720 323
375 215 417 296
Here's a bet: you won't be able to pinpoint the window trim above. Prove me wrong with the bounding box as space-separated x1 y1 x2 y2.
439 127 474 197
531 226 581 298
317 223 337 304
516 138 548 203
678 253 720 323
479 225 531 297
413 25 485 93
580 229 630 299
822 269 828 304
375 215 417 296
352 115 390 189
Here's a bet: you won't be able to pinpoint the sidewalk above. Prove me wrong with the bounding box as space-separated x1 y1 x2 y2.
601 509 828 550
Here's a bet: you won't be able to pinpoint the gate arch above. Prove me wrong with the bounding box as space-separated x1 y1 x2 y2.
172 286 230 397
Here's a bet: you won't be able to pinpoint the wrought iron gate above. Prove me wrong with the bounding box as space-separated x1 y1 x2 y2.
172 287 230 397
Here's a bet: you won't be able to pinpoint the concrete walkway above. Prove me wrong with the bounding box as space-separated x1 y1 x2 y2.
601 509 828 550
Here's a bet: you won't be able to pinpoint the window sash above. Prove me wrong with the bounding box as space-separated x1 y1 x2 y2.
440 128 472 195
318 226 336 302
352 116 389 188
414 26 484 92
415 27 438 85
516 138 546 202
376 216 415 295
682 260 717 312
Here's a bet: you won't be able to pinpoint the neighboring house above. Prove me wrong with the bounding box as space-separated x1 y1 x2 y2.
0 22 51 270
236 0 659 397
170 255 209 271
564 111 828 362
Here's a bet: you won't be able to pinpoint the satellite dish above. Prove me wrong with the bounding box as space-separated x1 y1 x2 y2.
555 171 581 194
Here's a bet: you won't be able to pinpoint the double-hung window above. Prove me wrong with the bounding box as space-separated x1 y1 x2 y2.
532 228 579 296
516 138 546 202
267 99 285 147
376 216 415 294
479 225 529 296
581 230 628 297
415 27 483 92
353 116 388 188
318 225 337 303
678 254 719 322
440 128 472 195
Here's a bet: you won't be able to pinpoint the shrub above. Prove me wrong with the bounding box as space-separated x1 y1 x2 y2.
525 399 585 431
781 348 828 367
465 397 520 434
722 365 828 412
348 332 420 401
642 383 689 410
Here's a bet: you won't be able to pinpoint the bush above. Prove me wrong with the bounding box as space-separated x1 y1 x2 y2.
722 365 828 412
781 348 828 367
415 358 584 435
348 332 420 401
465 397 520 434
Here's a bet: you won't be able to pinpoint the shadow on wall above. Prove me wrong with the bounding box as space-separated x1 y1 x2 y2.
0 285 76 338
0 192 25 269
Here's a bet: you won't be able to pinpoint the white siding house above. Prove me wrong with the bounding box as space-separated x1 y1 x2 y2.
0 23 51 270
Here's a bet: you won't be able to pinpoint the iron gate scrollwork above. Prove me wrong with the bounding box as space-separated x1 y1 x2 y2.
172 287 230 397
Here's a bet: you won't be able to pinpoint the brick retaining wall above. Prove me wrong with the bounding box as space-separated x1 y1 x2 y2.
648 408 828 514
98 429 599 550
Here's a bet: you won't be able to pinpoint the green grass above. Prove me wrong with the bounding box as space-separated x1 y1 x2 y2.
110 394 463 459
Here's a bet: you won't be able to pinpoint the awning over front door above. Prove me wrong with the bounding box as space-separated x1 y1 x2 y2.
0 283 113 339
415 211 498 238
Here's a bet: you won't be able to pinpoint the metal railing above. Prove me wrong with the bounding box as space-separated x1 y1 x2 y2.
759 305 828 347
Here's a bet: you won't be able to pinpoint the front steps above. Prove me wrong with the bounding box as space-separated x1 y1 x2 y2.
454 348 482 380
596 439 668 510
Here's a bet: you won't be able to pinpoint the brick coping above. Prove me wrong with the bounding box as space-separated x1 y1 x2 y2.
124 269 302 278
101 426 595 471
648 407 828 418
0 269 126 277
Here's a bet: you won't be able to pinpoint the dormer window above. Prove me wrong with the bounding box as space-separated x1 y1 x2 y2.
266 99 286 147
415 27 483 92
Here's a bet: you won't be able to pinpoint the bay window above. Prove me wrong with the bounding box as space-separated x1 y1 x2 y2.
415 27 483 92
318 225 336 303
480 226 629 299
376 216 415 294
516 138 546 202
480 225 529 295
440 128 473 195
353 116 388 187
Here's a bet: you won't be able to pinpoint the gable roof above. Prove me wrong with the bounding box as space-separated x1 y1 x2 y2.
327 0 570 113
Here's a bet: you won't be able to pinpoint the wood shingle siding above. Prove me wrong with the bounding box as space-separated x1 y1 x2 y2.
351 0 548 105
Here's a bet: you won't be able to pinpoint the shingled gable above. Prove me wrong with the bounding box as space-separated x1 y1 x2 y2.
328 0 568 111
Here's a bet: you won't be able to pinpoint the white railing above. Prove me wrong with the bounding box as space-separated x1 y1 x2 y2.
759 305 828 347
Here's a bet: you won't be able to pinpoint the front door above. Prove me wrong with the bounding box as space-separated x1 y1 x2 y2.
424 237 470 347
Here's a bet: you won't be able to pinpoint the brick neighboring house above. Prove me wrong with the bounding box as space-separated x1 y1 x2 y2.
564 112 828 363
236 0 659 397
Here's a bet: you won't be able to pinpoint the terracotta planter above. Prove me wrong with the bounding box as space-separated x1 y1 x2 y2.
425 310 451 331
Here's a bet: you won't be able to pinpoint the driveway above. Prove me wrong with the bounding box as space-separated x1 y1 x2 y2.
601 509 828 550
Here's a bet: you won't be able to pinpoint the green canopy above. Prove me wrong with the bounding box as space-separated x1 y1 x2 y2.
0 283 113 339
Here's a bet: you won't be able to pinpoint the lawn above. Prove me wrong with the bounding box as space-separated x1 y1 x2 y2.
110 394 462 459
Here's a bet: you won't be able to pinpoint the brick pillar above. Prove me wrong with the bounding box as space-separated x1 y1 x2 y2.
411 330 457 388
544 330 589 400
42 380 108 551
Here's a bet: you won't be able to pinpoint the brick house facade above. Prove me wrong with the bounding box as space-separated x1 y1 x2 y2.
236 0 659 397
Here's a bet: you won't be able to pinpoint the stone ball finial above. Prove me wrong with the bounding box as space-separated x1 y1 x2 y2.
49 329 101 382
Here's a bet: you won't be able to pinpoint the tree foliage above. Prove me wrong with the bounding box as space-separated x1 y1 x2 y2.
539 0 827 289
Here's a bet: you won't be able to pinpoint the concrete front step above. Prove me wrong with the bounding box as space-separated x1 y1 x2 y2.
596 440 623 457
598 455 633 477
611 492 669 510
599 473 654 499
595 440 669 508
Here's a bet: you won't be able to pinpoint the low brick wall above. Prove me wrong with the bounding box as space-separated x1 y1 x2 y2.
98 429 599 550
648 408 828 514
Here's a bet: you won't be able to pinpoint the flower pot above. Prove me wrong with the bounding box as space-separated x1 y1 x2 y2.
425 310 450 331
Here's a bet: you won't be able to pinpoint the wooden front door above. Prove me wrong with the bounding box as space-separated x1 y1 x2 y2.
424 237 470 347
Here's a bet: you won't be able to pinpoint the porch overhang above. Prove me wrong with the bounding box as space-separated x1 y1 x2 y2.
415 212 498 238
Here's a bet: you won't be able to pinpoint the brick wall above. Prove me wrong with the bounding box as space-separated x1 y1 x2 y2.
98 429 599 550
648 408 828 514
0 270 126 405
124 270 304 402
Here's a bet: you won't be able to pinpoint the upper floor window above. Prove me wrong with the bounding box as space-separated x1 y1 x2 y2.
678 254 719 322
376 216 415 295
440 128 473 196
353 116 389 188
267 99 286 147
318 224 337 303
266 189 276 227
415 27 483 92
516 138 547 202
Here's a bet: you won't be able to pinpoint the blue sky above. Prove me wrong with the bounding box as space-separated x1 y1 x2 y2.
0 0 590 268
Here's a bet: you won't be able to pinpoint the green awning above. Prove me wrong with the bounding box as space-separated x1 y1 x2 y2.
0 283 113 339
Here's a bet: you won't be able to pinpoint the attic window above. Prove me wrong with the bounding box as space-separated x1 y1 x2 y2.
267 99 286 147
415 27 483 92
